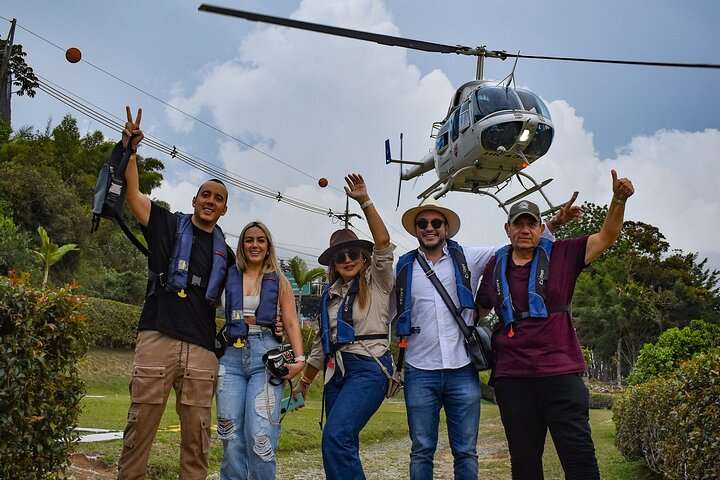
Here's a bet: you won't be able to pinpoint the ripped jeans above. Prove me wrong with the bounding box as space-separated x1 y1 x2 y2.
216 329 285 479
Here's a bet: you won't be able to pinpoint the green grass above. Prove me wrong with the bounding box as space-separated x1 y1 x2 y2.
75 349 660 479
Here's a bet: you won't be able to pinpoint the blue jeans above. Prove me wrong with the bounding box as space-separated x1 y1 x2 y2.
321 351 391 480
404 363 481 480
216 330 285 480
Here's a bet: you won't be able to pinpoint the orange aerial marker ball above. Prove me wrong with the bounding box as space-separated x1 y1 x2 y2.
318 177 328 188
65 47 82 63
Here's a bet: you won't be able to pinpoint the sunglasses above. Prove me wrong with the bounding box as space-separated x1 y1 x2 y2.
332 247 363 265
415 218 445 230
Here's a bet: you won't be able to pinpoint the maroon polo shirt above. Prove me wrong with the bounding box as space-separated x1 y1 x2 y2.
476 236 589 378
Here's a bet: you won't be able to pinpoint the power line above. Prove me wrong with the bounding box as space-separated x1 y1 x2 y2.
36 75 338 216
0 15 346 190
6 15 419 252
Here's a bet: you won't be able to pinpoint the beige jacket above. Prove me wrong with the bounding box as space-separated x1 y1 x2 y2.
306 244 395 381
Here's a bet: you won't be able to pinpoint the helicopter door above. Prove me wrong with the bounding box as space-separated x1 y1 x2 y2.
437 108 460 175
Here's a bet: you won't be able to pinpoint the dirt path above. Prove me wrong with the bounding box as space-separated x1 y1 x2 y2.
68 422 510 480
278 427 508 480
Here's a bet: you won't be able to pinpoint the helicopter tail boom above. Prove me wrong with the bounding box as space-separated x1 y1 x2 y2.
400 152 435 180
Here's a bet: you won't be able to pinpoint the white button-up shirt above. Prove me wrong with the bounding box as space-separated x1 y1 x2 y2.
404 244 499 370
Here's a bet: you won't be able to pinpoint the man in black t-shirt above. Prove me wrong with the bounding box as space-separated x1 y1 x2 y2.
116 109 233 480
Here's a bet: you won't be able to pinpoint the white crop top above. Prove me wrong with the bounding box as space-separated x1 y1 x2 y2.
243 295 259 317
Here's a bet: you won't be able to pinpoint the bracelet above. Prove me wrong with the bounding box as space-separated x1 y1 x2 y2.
300 373 314 386
612 196 626 205
360 199 373 210
294 355 306 363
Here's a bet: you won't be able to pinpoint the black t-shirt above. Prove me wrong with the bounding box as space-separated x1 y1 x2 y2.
138 203 233 351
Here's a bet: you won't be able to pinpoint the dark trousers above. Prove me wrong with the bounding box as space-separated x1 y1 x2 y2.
494 374 599 480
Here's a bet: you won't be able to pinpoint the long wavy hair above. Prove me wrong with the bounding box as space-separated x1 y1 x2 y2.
327 249 372 308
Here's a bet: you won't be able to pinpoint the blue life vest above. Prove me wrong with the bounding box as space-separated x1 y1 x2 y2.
223 268 280 339
166 213 228 302
493 237 564 326
394 239 474 336
320 278 358 356
319 278 386 356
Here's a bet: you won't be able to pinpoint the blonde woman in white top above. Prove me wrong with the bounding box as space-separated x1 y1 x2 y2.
216 221 304 479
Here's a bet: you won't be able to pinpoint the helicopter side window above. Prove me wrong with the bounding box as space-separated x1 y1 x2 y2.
450 107 460 142
459 100 470 132
473 86 523 121
436 121 450 151
516 89 552 119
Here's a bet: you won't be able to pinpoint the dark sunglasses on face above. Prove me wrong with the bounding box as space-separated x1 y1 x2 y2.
415 218 445 230
333 247 362 265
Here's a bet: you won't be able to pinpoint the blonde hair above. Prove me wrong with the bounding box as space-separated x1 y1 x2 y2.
327 249 371 308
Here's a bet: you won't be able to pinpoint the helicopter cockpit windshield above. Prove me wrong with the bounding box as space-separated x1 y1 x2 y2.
473 85 523 121
515 89 552 119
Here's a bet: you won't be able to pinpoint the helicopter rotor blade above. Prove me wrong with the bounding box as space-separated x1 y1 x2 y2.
200 4 720 69
508 52 720 69
198 4 478 55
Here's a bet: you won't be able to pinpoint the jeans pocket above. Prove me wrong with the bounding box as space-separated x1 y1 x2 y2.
181 367 216 407
130 365 166 404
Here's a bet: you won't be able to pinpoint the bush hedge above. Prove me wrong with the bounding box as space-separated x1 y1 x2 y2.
588 392 615 410
0 273 91 479
627 319 720 386
613 348 720 479
85 296 142 348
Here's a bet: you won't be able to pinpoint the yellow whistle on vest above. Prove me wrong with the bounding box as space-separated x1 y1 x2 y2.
233 338 245 348
177 289 187 298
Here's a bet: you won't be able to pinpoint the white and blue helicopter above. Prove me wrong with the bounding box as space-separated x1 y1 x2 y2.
200 5 720 214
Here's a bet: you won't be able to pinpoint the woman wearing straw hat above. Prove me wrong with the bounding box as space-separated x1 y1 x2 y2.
293 173 395 480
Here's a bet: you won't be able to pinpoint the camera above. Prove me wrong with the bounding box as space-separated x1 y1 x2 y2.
262 344 295 381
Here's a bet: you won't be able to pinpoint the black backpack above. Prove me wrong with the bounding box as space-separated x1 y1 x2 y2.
91 140 149 256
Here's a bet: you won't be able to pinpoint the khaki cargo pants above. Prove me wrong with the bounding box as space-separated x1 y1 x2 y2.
117 330 218 480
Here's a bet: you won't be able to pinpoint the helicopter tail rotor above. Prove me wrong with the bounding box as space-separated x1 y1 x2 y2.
385 136 405 210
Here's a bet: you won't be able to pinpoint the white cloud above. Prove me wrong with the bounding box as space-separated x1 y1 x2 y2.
155 0 720 272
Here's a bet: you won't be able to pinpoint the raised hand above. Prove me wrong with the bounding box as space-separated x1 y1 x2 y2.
122 106 144 150
611 169 634 201
344 173 370 204
556 191 583 223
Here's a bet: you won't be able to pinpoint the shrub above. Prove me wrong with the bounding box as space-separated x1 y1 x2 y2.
588 392 615 410
479 370 496 403
614 348 720 479
85 296 142 348
628 319 720 385
0 273 91 479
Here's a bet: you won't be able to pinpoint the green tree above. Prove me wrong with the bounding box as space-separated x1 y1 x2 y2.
32 225 79 289
627 319 720 385
288 256 325 319
553 202 719 383
0 36 39 123
0 214 37 275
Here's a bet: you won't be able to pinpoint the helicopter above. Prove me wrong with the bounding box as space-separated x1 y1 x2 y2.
198 4 720 214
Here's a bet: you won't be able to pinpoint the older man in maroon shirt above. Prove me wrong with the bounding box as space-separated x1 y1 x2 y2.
476 170 634 480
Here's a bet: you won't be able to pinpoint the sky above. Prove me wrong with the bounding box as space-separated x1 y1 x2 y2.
3 0 720 272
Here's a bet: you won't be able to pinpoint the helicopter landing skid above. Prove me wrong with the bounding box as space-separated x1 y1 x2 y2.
419 168 561 216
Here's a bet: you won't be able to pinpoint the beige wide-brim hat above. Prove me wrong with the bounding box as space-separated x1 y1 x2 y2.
401 197 461 238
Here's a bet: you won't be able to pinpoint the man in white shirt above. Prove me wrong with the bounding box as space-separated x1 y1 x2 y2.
394 196 575 479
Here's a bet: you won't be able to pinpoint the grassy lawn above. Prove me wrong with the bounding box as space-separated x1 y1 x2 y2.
76 349 659 479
